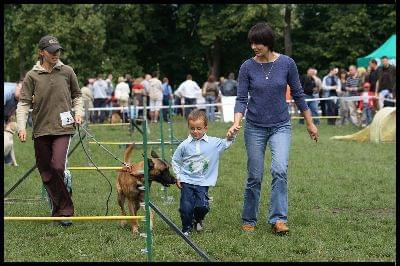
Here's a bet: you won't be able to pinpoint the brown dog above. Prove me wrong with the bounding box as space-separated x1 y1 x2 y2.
116 144 176 234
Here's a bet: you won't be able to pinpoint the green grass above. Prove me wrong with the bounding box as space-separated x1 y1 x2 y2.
4 117 396 262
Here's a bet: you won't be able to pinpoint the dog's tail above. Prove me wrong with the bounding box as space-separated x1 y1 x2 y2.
124 143 135 164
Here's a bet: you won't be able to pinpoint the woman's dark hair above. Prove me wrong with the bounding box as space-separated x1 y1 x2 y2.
207 74 216 83
248 22 275 51
84 79 90 86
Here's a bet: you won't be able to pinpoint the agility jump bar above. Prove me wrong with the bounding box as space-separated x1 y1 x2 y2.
88 141 181 145
5 215 145 222
68 166 124 170
291 116 340 119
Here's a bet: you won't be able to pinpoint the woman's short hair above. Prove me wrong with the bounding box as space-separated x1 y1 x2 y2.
248 22 275 51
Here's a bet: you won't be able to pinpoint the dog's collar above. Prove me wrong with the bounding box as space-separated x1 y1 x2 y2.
4 129 15 134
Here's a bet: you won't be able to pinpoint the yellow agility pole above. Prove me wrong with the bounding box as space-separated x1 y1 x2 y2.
291 116 340 119
5 215 145 222
67 166 123 170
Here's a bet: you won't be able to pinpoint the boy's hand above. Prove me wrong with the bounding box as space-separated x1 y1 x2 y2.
176 180 182 189
226 124 241 139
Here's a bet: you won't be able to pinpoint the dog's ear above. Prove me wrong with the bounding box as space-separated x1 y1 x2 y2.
150 150 160 158
147 158 154 169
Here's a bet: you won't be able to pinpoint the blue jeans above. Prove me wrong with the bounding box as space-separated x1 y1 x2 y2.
184 97 197 118
242 120 291 226
205 95 216 122
363 106 373 125
179 182 209 233
299 94 320 125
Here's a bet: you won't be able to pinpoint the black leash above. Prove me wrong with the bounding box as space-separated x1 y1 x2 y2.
77 123 113 216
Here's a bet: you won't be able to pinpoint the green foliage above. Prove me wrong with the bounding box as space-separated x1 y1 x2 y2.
4 4 396 86
4 120 396 262
292 4 395 76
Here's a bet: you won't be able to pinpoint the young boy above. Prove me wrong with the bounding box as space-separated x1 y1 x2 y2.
172 109 236 236
358 82 375 127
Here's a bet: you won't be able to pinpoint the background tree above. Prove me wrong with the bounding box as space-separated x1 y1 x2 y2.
4 4 396 87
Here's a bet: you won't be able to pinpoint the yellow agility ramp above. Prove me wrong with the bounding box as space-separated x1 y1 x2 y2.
330 107 396 143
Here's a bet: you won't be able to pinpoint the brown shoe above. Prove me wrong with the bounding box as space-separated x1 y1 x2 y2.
272 220 289 234
242 224 255 232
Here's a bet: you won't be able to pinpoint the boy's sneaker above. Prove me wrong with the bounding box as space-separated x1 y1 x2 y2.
195 220 203 232
182 231 190 237
59 220 73 227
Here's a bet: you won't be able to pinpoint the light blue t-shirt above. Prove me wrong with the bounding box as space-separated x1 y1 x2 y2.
172 133 233 187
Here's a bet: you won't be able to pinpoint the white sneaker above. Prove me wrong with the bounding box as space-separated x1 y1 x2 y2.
195 221 203 232
183 231 190 237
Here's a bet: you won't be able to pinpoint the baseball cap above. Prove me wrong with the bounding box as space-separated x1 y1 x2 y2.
38 35 63 53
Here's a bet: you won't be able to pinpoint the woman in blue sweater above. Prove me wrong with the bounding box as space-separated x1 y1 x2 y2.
226 22 319 234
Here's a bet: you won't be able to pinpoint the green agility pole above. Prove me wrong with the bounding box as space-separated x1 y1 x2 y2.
142 119 153 261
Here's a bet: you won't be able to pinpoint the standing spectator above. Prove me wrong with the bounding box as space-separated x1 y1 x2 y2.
358 82 375 127
4 81 22 123
92 73 108 123
132 77 145 119
226 22 318 234
148 71 163 123
202 74 219 122
336 69 350 126
115 76 130 108
141 73 152 116
115 76 130 121
366 59 379 93
375 55 396 109
218 76 226 92
311 68 322 116
365 59 379 109
105 73 114 121
175 74 202 118
299 68 320 125
322 66 341 125
345 65 361 127
221 72 238 96
4 80 22 165
357 67 367 87
81 79 94 122
162 77 173 122
16 35 83 226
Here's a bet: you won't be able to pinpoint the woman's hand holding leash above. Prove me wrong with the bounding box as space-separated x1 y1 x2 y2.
75 115 82 125
18 129 27 142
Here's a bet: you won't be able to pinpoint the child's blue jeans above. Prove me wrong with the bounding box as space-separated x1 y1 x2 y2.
179 182 209 233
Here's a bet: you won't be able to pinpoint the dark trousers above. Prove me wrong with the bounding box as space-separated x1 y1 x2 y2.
162 96 170 122
34 134 74 217
184 97 197 118
93 98 107 123
179 182 209 233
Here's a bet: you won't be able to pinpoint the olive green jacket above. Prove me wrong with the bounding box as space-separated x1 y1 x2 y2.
16 60 83 138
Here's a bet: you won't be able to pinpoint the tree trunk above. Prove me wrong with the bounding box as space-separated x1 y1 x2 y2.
210 39 221 78
284 4 292 57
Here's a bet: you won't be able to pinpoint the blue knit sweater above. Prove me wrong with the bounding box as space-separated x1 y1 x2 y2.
234 55 309 127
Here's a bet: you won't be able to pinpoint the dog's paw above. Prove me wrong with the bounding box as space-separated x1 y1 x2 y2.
131 226 139 234
119 220 128 228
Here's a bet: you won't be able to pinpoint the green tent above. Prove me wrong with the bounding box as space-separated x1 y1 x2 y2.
357 34 396 67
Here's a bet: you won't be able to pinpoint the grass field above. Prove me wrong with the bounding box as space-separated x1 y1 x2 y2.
4 116 396 262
